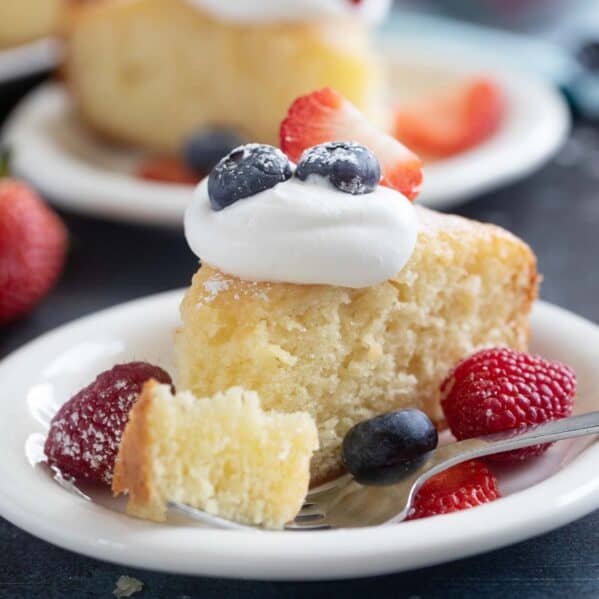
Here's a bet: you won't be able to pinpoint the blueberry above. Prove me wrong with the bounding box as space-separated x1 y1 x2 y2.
183 128 245 175
208 144 293 211
341 409 438 486
295 141 380 195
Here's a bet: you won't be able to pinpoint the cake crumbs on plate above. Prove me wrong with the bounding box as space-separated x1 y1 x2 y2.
113 575 143 597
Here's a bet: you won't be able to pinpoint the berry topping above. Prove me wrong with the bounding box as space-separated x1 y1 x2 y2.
280 87 423 200
137 156 201 185
441 348 577 462
44 362 173 485
208 143 293 211
0 178 67 325
408 459 500 520
183 128 245 175
295 141 380 195
393 77 504 159
342 409 438 485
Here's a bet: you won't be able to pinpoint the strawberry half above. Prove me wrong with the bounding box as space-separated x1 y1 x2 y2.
280 87 423 201
393 77 505 159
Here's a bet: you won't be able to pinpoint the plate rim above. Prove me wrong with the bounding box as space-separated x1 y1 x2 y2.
0 293 598 580
0 38 61 84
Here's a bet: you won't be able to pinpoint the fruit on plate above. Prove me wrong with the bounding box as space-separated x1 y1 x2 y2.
441 348 577 462
0 170 68 325
280 87 423 200
136 156 201 185
44 362 173 484
393 77 505 159
342 409 438 485
112 382 318 529
408 459 500 520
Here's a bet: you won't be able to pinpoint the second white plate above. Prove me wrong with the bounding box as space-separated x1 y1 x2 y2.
2 38 569 227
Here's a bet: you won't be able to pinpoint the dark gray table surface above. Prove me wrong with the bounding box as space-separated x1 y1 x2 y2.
1 78 598 598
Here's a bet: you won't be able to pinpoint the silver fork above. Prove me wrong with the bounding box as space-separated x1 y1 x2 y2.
170 411 599 530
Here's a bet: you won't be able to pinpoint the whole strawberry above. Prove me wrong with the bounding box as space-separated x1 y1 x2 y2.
44 362 173 485
408 459 500 520
441 348 577 462
0 173 67 325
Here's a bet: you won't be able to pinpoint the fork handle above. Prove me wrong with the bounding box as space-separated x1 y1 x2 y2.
427 410 599 477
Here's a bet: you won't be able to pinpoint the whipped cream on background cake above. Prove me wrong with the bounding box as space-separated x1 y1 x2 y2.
186 0 392 25
184 177 418 288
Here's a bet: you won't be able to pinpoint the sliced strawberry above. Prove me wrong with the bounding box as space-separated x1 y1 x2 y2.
280 87 423 201
407 459 500 520
136 156 202 185
393 77 505 159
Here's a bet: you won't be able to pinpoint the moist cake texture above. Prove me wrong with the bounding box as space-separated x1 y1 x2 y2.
175 206 539 485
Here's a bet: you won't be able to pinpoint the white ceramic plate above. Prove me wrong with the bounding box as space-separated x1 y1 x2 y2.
0 38 61 85
0 293 597 580
1 39 569 226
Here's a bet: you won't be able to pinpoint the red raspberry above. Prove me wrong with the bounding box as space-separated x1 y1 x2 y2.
408 459 500 520
441 348 576 462
44 362 173 485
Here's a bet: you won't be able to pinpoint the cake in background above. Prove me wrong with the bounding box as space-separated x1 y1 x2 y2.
64 0 389 153
0 0 65 49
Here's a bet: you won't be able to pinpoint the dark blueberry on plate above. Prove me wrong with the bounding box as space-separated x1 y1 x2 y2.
295 141 381 195
342 409 438 486
208 143 293 211
183 128 245 174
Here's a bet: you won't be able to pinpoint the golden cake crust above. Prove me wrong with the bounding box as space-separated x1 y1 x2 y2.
112 380 162 521
175 206 539 486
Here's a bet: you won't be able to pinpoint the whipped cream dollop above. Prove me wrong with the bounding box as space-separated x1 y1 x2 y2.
186 0 392 25
185 177 418 288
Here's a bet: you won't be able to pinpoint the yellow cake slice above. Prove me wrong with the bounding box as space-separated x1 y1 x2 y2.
0 0 64 49
174 206 538 486
64 0 384 152
112 381 318 529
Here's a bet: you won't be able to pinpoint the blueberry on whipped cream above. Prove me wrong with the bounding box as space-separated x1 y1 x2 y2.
208 144 293 211
295 141 380 195
185 139 418 288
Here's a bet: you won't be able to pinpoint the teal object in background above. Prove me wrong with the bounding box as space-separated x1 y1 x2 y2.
383 11 599 120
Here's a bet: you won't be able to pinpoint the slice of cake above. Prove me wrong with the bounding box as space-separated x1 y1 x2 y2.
112 381 319 529
64 0 385 152
175 206 538 486
0 0 64 49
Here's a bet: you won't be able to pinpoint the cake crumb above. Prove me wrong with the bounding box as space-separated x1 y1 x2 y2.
113 575 143 597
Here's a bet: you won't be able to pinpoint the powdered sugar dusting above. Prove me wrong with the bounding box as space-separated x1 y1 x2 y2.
44 363 173 485
200 273 231 304
196 271 271 306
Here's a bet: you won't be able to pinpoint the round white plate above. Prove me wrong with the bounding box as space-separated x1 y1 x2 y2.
0 38 61 85
0 294 597 580
1 39 569 226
